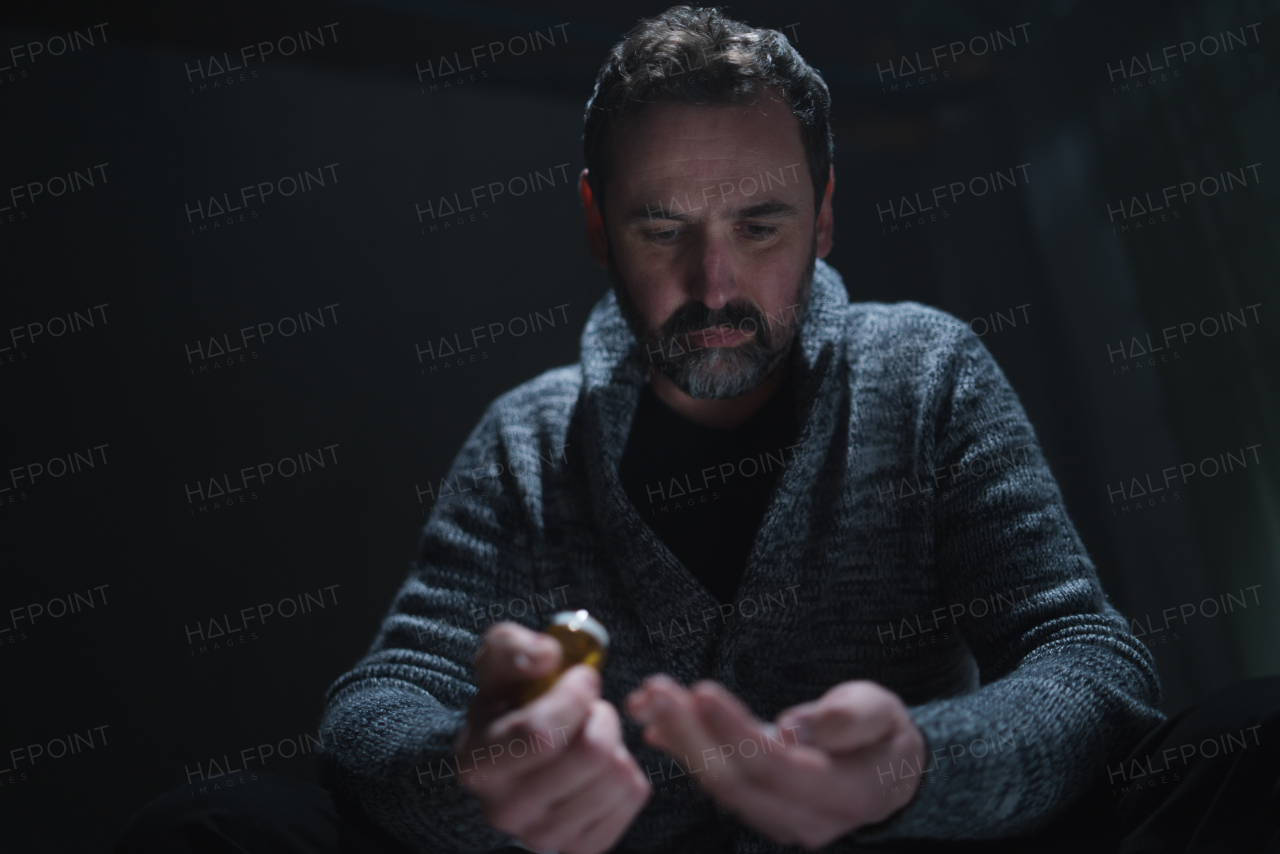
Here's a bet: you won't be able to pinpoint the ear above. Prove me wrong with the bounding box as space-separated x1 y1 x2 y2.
815 165 835 259
580 168 608 267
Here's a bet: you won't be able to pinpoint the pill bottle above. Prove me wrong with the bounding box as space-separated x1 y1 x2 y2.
515 609 609 706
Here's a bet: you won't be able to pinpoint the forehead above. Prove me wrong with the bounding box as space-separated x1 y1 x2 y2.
605 90 806 195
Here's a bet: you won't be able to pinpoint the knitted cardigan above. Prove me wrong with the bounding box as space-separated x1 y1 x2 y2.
318 259 1164 853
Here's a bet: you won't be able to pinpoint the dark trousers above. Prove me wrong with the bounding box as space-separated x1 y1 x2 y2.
113 677 1280 854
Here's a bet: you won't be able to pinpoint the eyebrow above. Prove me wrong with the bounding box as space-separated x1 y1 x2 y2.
625 199 799 224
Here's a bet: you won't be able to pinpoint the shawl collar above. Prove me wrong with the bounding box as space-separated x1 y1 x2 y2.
576 259 852 679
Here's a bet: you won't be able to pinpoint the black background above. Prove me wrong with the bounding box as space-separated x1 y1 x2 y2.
1 0 1277 850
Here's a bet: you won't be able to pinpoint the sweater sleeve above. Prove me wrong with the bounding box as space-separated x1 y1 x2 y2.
856 319 1165 843
316 404 533 853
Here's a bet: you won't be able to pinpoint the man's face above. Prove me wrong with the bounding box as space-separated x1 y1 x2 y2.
596 89 830 399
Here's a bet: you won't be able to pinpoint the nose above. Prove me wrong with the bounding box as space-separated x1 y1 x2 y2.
685 227 741 312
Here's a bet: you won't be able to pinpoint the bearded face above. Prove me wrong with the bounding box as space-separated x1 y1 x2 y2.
609 239 814 399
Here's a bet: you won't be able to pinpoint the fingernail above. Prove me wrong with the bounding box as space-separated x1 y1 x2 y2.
514 652 530 670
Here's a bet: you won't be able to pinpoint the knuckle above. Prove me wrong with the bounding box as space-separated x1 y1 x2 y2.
579 727 613 762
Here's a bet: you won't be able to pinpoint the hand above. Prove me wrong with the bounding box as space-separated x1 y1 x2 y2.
625 676 925 850
456 621 651 854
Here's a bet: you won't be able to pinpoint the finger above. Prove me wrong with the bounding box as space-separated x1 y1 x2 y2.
628 678 743 788
641 722 669 752
641 683 842 847
776 681 900 754
698 759 832 850
691 681 763 734
569 766 650 854
625 673 686 726
634 680 760 805
466 624 563 740
474 622 562 694
623 686 650 720
694 683 829 797
505 698 623 821
774 699 819 729
522 746 641 853
684 701 850 849
827 718 929 826
492 663 600 752
469 665 600 785
689 683 773 781
625 677 709 751
624 673 673 722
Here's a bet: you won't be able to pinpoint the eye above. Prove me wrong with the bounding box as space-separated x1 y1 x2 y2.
742 223 778 239
645 227 680 243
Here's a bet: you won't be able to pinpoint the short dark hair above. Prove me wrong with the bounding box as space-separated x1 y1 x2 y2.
583 5 833 221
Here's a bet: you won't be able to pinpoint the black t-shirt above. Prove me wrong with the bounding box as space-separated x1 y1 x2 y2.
618 372 800 604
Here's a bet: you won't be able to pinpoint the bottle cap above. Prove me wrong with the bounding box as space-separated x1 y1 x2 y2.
549 609 609 650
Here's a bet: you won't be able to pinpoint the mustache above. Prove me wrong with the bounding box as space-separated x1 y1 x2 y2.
660 300 769 343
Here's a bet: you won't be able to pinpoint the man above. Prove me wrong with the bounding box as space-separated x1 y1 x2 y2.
323 3 1163 849
116 6 1278 854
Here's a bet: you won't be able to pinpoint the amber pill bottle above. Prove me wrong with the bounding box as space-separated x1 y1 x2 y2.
513 609 610 707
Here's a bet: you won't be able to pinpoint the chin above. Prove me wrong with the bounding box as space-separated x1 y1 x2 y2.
674 360 762 399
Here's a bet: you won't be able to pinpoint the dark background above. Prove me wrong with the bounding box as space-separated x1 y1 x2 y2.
1 0 1277 850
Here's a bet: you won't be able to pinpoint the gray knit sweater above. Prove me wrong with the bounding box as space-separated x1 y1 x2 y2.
318 259 1165 853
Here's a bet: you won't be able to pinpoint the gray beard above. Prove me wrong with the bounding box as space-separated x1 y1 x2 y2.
608 240 816 400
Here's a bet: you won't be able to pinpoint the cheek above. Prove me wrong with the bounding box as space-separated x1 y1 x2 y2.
613 247 683 317
748 258 806 309
628 275 678 322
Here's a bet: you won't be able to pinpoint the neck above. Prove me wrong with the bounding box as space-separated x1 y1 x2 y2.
646 354 790 429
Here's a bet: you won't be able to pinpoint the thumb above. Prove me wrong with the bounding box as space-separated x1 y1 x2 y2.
777 682 900 754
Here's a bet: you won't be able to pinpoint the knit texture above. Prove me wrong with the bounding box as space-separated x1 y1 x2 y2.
318 259 1165 853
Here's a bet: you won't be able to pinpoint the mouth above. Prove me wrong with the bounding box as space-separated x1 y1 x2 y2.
683 326 754 348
